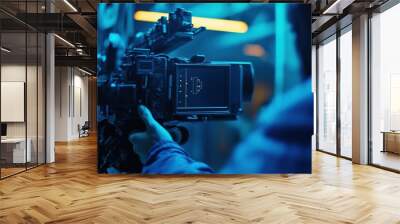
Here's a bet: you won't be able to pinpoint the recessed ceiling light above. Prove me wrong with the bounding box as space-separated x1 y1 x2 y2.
63 0 78 12
78 67 93 76
322 0 353 15
54 34 75 48
1 47 11 53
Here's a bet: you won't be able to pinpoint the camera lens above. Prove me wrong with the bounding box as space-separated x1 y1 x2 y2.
241 63 254 102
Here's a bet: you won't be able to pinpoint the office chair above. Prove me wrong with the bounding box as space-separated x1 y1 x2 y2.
79 121 90 138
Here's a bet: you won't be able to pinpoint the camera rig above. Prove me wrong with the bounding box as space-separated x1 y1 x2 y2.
98 7 254 148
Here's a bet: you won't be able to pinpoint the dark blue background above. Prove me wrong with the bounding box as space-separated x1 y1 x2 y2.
97 3 312 173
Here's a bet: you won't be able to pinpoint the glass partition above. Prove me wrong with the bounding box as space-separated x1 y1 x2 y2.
1 30 28 177
0 1 46 179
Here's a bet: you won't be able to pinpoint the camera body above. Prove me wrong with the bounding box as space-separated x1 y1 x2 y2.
98 8 254 131
97 7 255 172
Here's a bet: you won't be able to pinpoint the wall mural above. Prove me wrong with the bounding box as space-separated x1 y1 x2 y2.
97 3 312 174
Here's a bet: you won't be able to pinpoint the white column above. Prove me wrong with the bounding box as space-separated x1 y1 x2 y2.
45 0 56 163
352 14 369 164
46 32 55 163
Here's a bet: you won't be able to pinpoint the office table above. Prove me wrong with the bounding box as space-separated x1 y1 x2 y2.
1 138 31 164
381 131 400 154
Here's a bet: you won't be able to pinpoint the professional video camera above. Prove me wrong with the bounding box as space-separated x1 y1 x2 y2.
99 8 254 144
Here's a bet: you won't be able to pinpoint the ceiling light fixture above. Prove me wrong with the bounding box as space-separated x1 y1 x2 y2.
322 0 353 15
63 0 78 12
54 34 75 48
78 67 93 76
1 47 11 53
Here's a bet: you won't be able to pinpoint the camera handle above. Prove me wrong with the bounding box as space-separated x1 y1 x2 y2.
165 125 189 145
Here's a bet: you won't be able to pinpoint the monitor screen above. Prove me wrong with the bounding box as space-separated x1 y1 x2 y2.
1 123 7 137
175 64 230 112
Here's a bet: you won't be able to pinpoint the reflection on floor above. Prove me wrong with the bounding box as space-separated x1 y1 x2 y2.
0 136 400 223
341 147 352 158
373 150 400 171
0 163 42 178
0 167 25 178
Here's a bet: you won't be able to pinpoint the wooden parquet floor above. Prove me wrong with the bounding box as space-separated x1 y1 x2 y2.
1 135 400 224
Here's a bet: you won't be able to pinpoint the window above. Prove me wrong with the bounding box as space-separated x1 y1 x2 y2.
339 28 352 158
370 3 400 171
317 36 337 154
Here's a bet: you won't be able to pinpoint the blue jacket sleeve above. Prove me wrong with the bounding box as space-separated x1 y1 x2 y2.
220 79 313 174
141 79 312 174
142 140 214 174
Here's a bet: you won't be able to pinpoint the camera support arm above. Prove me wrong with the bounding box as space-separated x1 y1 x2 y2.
134 8 205 54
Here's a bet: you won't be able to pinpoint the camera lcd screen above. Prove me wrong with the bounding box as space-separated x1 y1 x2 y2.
175 64 230 113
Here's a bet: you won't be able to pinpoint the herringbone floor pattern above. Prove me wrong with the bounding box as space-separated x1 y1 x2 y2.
1 135 400 223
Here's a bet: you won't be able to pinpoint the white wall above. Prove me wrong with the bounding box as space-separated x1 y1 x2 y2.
54 67 89 141
55 67 69 141
1 65 43 137
72 73 89 138
1 65 26 139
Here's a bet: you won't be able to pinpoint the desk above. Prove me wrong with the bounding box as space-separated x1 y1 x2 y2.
382 131 400 154
1 138 31 163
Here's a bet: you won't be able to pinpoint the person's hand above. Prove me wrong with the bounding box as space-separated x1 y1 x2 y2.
128 105 173 163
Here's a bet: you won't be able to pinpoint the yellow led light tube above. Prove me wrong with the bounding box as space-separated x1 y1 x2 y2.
134 11 248 33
